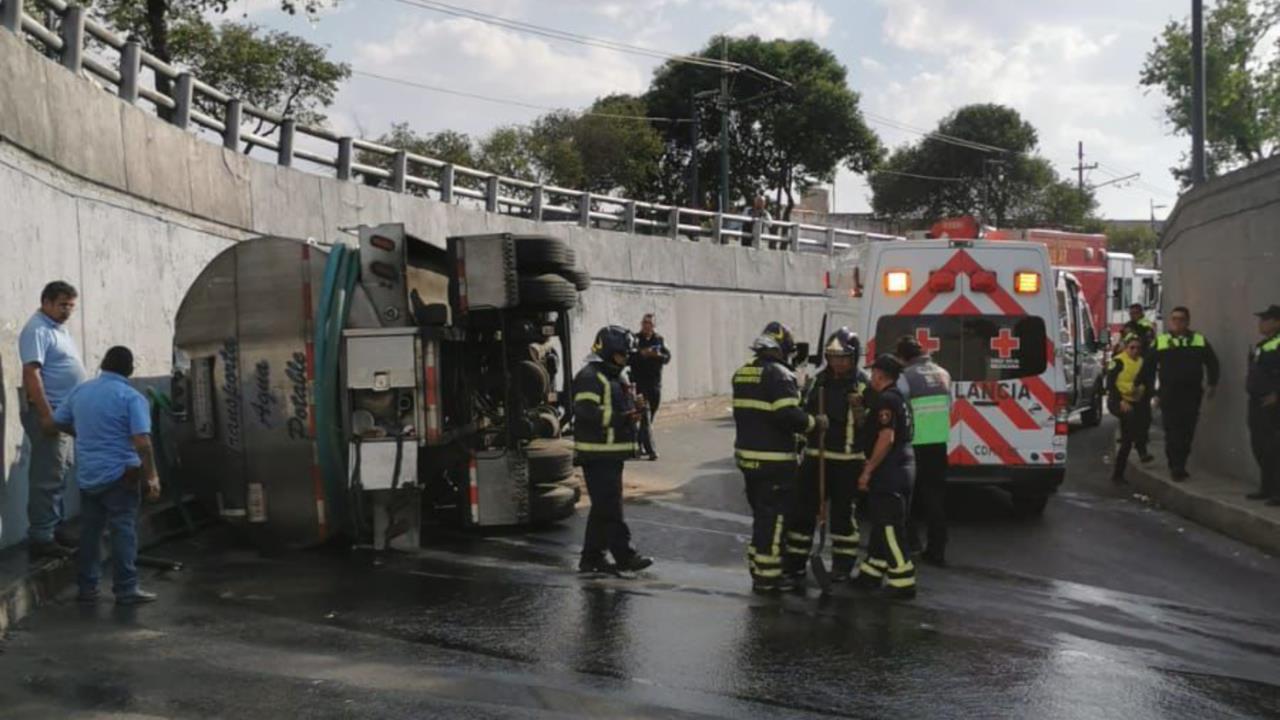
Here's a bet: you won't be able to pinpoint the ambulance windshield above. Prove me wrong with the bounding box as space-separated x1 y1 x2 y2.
874 314 1048 381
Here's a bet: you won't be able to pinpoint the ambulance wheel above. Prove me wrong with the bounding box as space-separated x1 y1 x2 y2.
526 440 574 481
1011 491 1050 517
515 236 576 273
1081 383 1103 427
518 274 578 310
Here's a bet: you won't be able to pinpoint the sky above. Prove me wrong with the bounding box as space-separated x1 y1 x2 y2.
232 0 1191 221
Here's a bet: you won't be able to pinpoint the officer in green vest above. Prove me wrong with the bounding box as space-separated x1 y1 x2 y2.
1121 303 1157 351
1246 305 1280 505
896 335 952 567
1143 306 1219 481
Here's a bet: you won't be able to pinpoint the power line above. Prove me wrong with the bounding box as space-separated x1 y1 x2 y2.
351 70 692 123
870 169 967 183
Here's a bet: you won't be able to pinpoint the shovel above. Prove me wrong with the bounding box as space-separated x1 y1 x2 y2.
809 387 832 595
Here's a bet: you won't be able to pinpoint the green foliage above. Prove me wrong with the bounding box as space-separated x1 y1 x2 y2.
1105 225 1159 264
869 104 1097 228
357 124 476 194
87 0 331 61
477 126 536 181
1140 0 1280 184
645 35 882 216
532 95 665 196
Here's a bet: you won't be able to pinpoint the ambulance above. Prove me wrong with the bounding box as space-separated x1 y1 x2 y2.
852 238 1086 515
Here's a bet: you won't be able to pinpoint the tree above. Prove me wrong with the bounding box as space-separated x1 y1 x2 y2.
869 104 1096 228
1140 0 1280 185
477 126 536 181
646 35 882 217
525 95 665 197
357 123 476 194
1106 225 1159 264
170 21 349 149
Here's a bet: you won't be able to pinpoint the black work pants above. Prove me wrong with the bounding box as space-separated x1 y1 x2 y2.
1248 400 1280 499
1160 386 1201 472
907 443 948 558
741 462 796 584
783 456 862 575
1114 399 1152 474
636 382 661 457
581 460 635 562
858 491 916 591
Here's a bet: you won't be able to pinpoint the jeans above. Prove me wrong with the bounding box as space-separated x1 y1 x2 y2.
78 478 141 596
20 408 74 543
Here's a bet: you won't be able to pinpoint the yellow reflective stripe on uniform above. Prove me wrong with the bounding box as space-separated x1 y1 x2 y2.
574 392 602 404
858 561 884 577
575 441 637 452
886 576 916 588
845 404 855 455
804 448 865 460
886 525 908 570
735 449 797 462
1263 336 1280 352
596 372 614 445
732 397 801 411
1156 332 1206 350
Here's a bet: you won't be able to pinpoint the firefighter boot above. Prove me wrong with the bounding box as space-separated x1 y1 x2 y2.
615 554 655 573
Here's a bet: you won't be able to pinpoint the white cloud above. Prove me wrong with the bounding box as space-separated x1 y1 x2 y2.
719 0 833 39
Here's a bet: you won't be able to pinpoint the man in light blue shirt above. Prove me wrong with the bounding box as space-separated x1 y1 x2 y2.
19 280 88 558
54 346 160 605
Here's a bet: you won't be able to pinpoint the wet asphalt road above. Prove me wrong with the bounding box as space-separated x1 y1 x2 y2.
1 416 1278 719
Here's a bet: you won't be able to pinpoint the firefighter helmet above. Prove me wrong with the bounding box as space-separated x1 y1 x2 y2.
824 327 860 359
592 325 636 364
750 321 796 357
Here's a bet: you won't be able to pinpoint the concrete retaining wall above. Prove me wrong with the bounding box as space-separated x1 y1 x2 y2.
1159 156 1280 482
0 29 835 547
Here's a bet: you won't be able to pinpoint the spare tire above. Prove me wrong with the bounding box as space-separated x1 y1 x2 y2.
516 236 575 273
526 439 574 481
518 274 577 310
563 267 592 292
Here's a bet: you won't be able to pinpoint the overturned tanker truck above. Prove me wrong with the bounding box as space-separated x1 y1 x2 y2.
167 225 590 549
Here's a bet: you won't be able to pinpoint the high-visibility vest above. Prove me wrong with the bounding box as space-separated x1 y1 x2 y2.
1113 353 1144 402
1156 332 1206 350
901 359 951 446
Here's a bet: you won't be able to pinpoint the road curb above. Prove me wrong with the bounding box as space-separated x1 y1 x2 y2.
1128 447 1280 557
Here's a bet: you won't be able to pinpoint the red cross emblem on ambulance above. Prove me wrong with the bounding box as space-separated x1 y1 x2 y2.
991 327 1021 359
915 327 941 354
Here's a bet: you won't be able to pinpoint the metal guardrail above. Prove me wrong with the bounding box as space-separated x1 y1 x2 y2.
0 0 902 253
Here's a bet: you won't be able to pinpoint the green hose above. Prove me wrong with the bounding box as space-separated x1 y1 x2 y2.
314 244 361 535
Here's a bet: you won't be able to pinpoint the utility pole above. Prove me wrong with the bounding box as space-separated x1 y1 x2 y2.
719 35 730 213
1149 199 1167 234
689 90 700 207
1073 141 1098 195
1191 0 1207 185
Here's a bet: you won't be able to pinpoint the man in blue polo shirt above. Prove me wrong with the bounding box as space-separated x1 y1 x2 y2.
54 346 160 605
19 280 87 558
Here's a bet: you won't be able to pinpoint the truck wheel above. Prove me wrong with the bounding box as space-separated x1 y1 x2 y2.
515 236 575 273
526 440 574 481
518 274 578 310
563 267 592 291
1081 383 1103 427
531 484 579 525
514 360 550 406
1011 491 1050 517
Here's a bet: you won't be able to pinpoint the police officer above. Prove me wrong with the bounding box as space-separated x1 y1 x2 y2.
1245 305 1280 505
896 336 952 567
1142 306 1219 481
629 313 672 460
573 326 654 575
782 328 868 584
732 321 825 593
852 355 917 600
1120 303 1157 351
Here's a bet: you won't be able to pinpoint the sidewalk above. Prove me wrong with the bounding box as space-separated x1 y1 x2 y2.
1127 433 1280 557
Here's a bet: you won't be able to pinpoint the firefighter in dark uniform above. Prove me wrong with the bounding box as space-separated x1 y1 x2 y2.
1120 303 1157 351
1246 305 1280 505
853 354 917 600
896 336 952 567
732 321 825 593
1141 305 1219 481
573 326 654 575
782 328 868 585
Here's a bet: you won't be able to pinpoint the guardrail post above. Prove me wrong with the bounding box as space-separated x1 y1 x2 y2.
624 201 637 234
578 193 591 228
118 41 141 102
751 218 763 248
391 150 407 193
277 118 295 167
60 4 85 73
531 185 544 222
440 164 454 203
667 207 680 239
223 98 241 150
485 176 499 212
171 73 193 129
336 137 353 180
2 0 22 33
789 224 801 252
713 213 724 244
824 227 836 255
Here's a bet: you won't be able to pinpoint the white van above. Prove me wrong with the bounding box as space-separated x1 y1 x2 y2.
855 239 1070 515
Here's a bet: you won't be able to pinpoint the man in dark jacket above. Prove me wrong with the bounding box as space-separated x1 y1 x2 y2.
1246 305 1280 505
733 321 824 593
1141 306 1219 480
629 314 671 460
783 328 868 584
1120 303 1157 351
574 326 654 575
